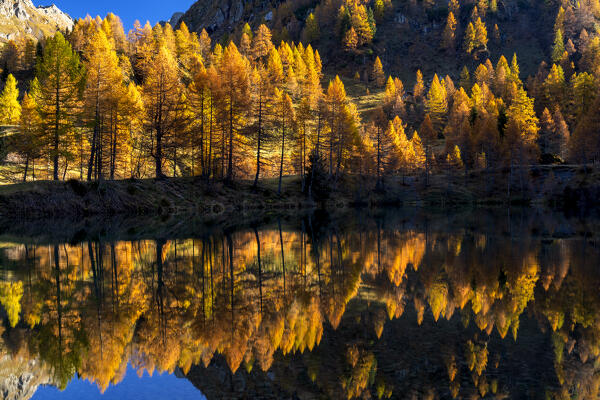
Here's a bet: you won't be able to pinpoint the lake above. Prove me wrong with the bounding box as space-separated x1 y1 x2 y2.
0 208 598 399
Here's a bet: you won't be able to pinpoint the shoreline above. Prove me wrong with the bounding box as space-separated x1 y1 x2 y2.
0 166 598 219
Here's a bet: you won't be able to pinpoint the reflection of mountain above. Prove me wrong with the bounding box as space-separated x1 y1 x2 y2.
0 344 53 400
0 209 598 399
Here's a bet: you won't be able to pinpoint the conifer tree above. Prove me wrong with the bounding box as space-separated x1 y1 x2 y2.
464 23 476 54
442 12 457 51
460 66 471 90
419 114 437 185
505 84 539 172
275 89 295 194
303 13 320 43
344 27 359 50
474 18 488 51
413 70 425 101
552 29 565 64
0 74 21 125
449 0 460 16
249 65 273 187
252 24 273 61
426 74 448 133
15 92 40 181
219 42 251 181
33 32 84 181
372 57 385 87
142 44 184 178
83 29 124 181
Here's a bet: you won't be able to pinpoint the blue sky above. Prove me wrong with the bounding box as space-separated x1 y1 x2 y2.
43 0 195 30
32 364 206 400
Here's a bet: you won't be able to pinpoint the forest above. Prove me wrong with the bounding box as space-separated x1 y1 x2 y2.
0 0 598 201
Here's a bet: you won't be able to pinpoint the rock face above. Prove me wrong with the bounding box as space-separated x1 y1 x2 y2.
0 353 53 400
179 0 278 37
0 0 73 42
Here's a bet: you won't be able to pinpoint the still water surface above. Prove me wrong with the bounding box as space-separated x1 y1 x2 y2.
0 209 598 399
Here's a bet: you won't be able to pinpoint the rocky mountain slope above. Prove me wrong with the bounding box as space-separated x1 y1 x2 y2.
0 0 73 42
179 0 276 37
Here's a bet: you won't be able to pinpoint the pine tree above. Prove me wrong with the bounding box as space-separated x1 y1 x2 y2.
33 32 84 181
463 23 476 54
82 29 124 181
410 131 426 170
505 84 539 169
15 92 41 181
249 65 273 187
0 74 21 125
419 114 437 185
542 64 566 111
372 57 385 87
460 66 471 90
570 72 596 121
414 70 425 101
252 24 273 61
344 27 359 50
552 29 565 64
219 42 251 181
303 13 320 43
142 44 184 178
474 18 488 51
554 7 565 34
493 24 501 44
274 88 295 194
426 74 448 133
449 0 460 16
442 12 457 50
349 2 374 45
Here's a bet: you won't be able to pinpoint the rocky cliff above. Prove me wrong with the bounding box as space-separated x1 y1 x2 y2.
0 0 73 42
0 351 53 400
179 0 276 36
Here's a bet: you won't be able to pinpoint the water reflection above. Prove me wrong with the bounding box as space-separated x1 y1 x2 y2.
0 209 598 399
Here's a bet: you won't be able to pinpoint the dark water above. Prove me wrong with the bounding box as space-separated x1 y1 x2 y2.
0 208 598 399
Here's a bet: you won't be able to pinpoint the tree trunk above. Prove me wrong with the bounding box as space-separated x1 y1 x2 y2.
278 113 285 195
253 94 262 188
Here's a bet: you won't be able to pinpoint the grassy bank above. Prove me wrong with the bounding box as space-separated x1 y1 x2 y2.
0 165 598 219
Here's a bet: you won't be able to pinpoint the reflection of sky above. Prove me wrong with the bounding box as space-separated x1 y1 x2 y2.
32 365 206 400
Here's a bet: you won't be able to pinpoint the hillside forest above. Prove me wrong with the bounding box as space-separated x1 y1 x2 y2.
0 0 599 195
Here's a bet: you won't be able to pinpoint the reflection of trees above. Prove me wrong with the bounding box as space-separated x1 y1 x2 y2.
0 212 597 398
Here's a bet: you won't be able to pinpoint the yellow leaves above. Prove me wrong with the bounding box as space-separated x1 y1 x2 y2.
465 340 488 376
0 74 21 125
371 57 385 87
428 282 449 321
0 281 23 328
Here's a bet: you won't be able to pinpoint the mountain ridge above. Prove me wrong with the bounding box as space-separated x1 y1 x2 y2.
0 0 73 42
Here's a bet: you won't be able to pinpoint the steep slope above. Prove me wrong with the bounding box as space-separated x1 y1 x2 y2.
179 0 277 37
176 0 598 81
0 0 73 42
